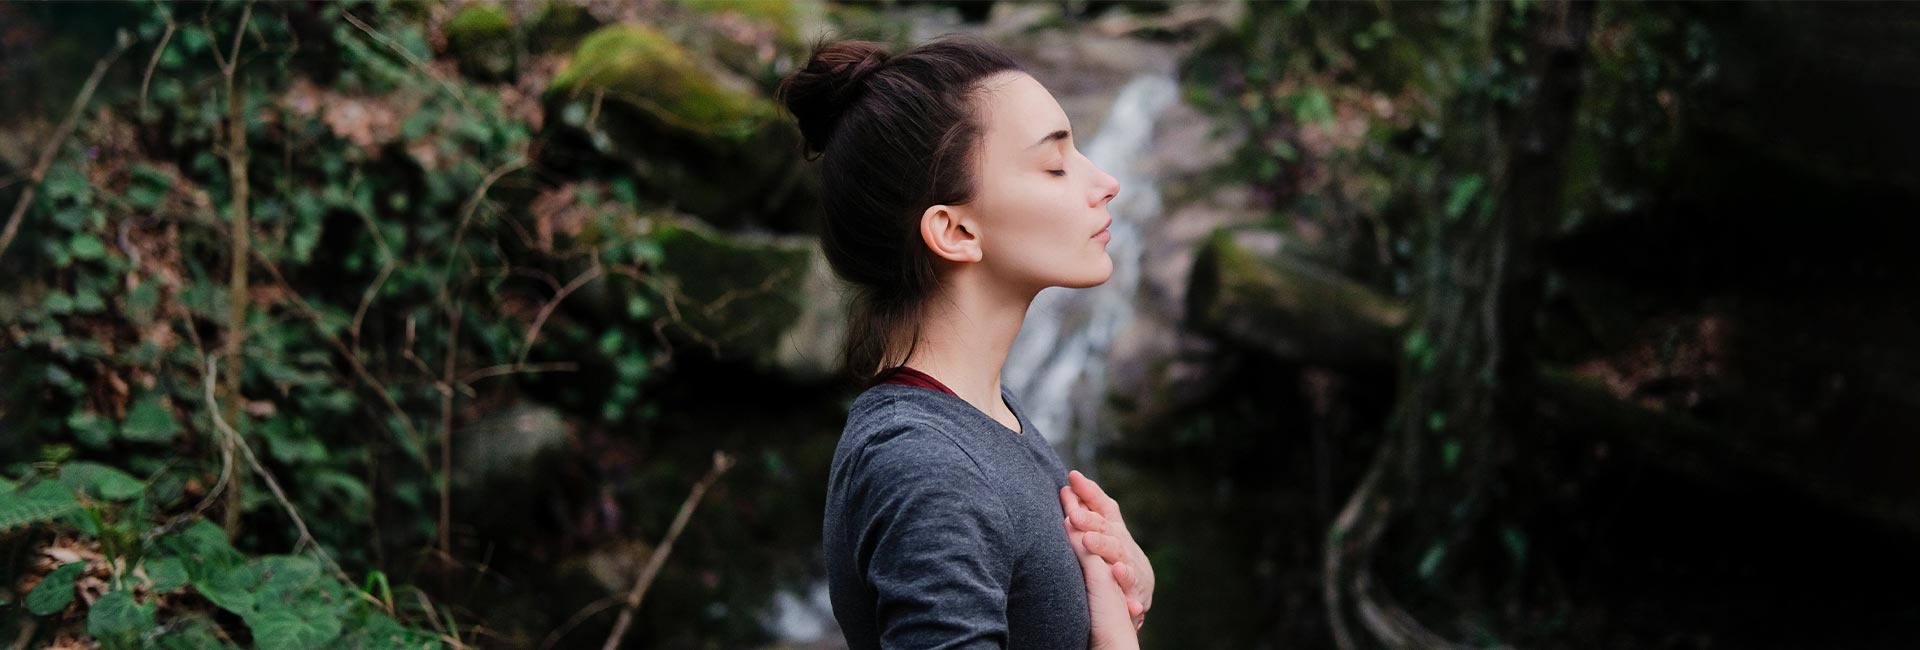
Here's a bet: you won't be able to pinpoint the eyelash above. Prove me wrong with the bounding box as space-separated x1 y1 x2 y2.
1047 170 1066 177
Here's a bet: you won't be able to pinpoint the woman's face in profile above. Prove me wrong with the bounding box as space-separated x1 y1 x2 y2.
963 71 1121 292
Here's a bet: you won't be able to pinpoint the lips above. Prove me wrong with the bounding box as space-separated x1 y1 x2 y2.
1093 216 1112 238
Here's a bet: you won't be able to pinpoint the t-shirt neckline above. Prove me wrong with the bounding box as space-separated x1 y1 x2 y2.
871 376 1028 437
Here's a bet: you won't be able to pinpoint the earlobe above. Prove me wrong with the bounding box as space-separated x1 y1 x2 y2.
919 205 983 264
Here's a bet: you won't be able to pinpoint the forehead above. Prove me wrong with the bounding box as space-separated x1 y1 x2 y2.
976 72 1068 151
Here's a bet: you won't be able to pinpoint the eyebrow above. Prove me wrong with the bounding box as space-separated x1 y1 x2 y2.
1028 129 1071 150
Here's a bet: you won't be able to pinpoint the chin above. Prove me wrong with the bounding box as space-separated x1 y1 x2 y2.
1058 254 1114 289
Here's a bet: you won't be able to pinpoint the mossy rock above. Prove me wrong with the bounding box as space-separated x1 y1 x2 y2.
551 23 775 137
1187 226 1407 365
672 0 829 80
649 215 842 378
544 23 814 231
445 4 517 81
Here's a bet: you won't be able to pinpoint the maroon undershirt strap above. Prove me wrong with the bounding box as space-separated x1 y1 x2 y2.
870 365 959 397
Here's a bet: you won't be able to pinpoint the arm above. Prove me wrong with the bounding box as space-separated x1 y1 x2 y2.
854 433 1017 650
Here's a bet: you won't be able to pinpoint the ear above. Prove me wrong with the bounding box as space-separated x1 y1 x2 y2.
919 204 983 264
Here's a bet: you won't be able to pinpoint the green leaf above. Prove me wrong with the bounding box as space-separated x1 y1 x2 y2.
68 410 115 449
58 461 145 500
69 233 107 260
0 481 84 531
26 561 86 615
1445 174 1485 222
120 392 180 443
1416 542 1447 581
45 291 75 315
144 556 190 592
251 608 346 650
125 282 160 325
87 590 156 649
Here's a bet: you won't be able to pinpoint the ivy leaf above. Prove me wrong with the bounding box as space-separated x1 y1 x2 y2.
144 556 190 592
26 561 86 615
68 410 115 449
120 392 179 443
250 608 345 650
87 590 156 649
69 233 107 260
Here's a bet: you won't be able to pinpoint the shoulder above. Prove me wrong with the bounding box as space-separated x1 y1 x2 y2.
841 394 983 485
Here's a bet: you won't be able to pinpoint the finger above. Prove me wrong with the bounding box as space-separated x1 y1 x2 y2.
1088 533 1125 565
1068 470 1119 517
1068 507 1107 532
1128 599 1144 617
1111 559 1135 590
1060 484 1088 514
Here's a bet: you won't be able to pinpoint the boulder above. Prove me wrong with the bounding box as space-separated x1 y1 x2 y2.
546 23 815 233
649 215 844 381
1185 226 1406 366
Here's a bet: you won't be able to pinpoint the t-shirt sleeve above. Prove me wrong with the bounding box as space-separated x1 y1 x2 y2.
851 427 1017 650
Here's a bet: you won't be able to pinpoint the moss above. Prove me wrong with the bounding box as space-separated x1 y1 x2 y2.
652 216 813 363
550 23 774 137
445 4 516 81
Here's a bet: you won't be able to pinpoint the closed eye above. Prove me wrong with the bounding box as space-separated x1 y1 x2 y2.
1047 170 1066 177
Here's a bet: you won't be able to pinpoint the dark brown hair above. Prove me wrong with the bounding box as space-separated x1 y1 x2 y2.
776 34 1024 387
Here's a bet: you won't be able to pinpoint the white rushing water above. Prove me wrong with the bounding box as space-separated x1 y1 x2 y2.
1003 74 1179 470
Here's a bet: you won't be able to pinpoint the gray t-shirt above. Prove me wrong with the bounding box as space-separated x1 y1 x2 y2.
824 382 1091 650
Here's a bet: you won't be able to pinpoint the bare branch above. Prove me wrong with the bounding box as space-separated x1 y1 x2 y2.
601 451 736 650
0 29 135 260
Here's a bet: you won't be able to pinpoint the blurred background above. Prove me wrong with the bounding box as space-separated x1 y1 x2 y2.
4 0 1920 648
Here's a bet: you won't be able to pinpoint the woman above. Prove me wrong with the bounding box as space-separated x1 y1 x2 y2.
778 34 1155 649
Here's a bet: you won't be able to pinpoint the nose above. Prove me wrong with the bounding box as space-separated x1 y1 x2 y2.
1092 166 1120 207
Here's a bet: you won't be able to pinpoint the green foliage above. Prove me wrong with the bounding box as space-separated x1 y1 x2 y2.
26 561 87 616
0 481 84 532
0 0 675 643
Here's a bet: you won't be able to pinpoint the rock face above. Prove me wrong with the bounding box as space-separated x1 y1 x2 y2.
1186 227 1406 367
545 23 817 234
649 215 846 382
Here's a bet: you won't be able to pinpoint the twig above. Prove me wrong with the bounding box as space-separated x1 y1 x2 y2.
516 259 604 366
202 353 346 580
439 158 529 300
345 175 395 355
0 28 134 260
339 10 473 112
538 596 618 650
138 14 178 116
600 451 736 650
254 253 434 474
458 361 578 385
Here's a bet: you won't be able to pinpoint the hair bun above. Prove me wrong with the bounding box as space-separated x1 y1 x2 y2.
778 39 894 158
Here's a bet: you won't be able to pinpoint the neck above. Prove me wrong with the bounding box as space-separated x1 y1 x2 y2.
900 268 1038 419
